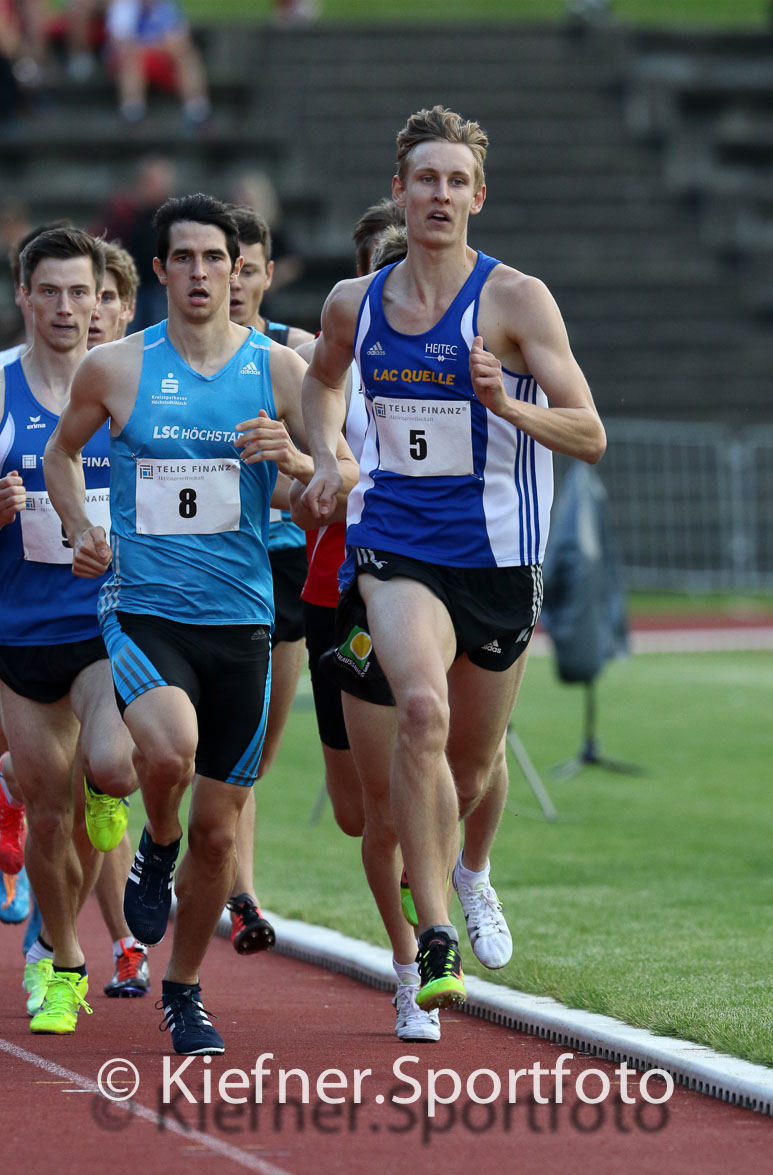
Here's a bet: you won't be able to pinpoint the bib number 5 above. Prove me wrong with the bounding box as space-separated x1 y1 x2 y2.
374 398 473 477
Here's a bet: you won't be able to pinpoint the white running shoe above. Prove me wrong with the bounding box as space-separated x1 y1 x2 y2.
393 983 441 1042
452 855 513 969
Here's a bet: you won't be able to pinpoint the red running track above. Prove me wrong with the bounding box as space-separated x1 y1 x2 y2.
1 899 771 1175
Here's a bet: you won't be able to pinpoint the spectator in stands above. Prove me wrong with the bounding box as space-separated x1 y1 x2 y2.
230 170 305 315
104 0 211 128
95 154 176 330
0 0 47 102
0 5 24 125
274 0 320 25
57 1 107 82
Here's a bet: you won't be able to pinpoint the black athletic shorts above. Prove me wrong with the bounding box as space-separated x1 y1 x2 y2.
321 550 543 706
0 635 108 704
269 545 307 647
302 601 349 751
103 610 271 787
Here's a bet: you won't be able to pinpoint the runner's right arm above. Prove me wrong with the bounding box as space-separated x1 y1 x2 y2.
301 279 366 520
43 346 121 576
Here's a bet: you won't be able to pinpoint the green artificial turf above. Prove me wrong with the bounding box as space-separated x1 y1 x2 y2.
180 0 770 28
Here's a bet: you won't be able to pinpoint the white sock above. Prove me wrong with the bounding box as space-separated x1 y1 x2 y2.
26 938 53 966
455 851 490 884
393 959 420 987
113 935 145 959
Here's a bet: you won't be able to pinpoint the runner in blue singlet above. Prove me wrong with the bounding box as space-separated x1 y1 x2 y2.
302 107 606 1015
43 194 357 1056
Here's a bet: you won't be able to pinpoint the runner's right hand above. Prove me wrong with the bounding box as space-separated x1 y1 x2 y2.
0 471 25 528
72 526 112 577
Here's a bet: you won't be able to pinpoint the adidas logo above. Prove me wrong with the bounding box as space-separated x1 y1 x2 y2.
481 639 502 654
240 361 260 375
367 341 386 357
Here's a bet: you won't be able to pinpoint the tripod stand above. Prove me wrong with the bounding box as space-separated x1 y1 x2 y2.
551 680 644 781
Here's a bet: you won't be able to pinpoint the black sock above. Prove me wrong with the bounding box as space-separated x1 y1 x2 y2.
84 775 104 795
418 924 458 947
162 979 198 996
142 828 181 853
53 963 87 978
38 935 53 953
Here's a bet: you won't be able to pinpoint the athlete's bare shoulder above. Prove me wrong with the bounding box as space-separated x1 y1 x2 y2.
286 324 315 348
319 272 377 350
84 330 144 374
268 336 308 381
326 272 378 318
479 261 567 359
72 331 145 426
483 260 550 309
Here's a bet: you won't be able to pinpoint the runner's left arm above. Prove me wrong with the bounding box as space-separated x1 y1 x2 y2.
472 272 606 464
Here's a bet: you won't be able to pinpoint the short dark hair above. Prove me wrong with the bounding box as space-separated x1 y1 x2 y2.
10 219 73 286
228 204 272 260
20 226 105 291
352 199 405 275
153 193 240 268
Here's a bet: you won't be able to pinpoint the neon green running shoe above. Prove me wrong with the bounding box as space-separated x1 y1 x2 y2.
24 957 53 1017
30 970 92 1034
84 780 128 852
400 870 451 928
415 929 466 1012
400 870 418 927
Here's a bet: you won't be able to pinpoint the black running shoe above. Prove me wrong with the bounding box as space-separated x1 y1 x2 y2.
157 984 224 1055
123 828 180 947
415 927 466 1011
104 938 150 997
227 893 276 954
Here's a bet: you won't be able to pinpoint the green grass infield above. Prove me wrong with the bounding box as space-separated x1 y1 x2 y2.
127 646 773 1068
181 0 769 28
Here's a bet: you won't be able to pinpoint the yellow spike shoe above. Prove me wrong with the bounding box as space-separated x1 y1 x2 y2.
24 957 53 1017
84 780 128 852
30 970 92 1034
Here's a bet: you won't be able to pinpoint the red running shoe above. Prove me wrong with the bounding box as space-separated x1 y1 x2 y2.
227 893 276 955
0 761 26 875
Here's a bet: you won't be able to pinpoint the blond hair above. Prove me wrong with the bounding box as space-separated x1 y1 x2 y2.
372 225 408 271
103 241 139 306
396 106 488 190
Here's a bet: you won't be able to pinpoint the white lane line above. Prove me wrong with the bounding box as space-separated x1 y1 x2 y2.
0 1038 294 1175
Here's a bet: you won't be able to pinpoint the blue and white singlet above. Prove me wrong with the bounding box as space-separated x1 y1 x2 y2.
347 251 553 568
98 321 276 628
0 358 111 645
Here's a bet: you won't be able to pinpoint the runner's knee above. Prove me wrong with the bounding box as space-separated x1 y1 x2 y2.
396 688 449 753
187 819 237 875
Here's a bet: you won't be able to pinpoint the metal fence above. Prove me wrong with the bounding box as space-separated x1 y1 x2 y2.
565 419 773 592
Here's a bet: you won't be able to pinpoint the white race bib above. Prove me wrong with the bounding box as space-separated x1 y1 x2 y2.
269 507 283 524
21 488 111 564
374 397 473 477
135 458 241 536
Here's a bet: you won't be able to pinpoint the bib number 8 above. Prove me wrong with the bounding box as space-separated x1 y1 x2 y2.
179 488 198 519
